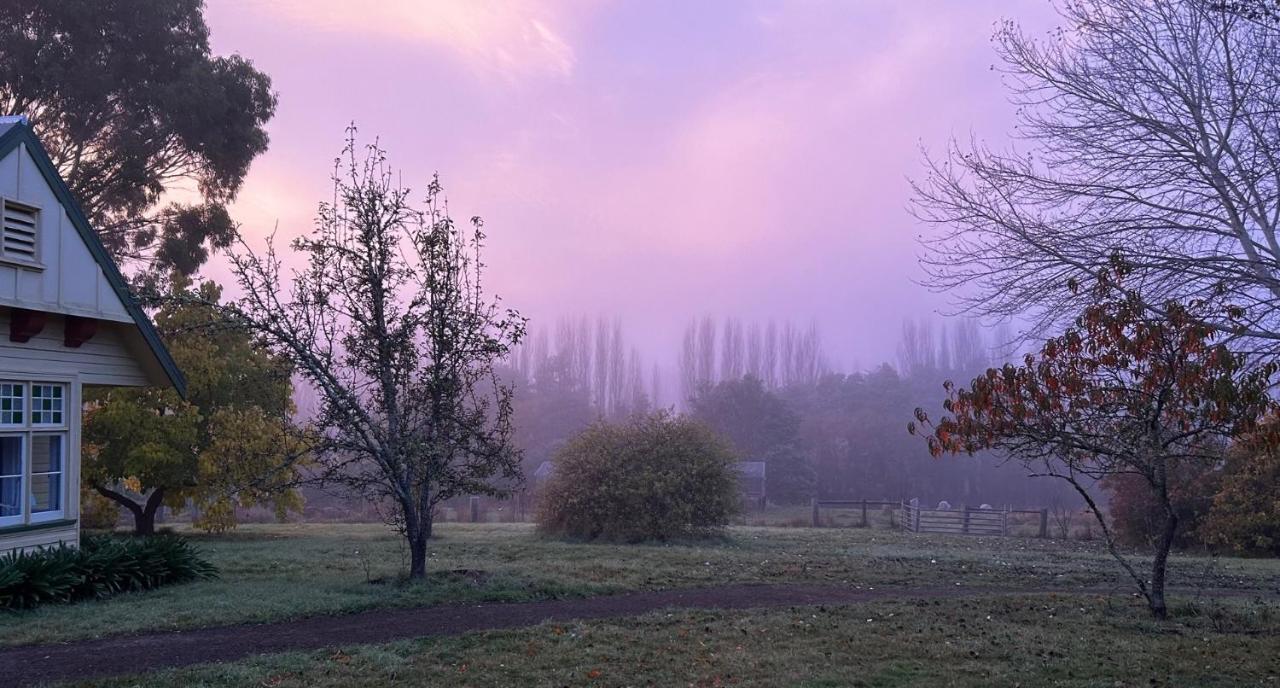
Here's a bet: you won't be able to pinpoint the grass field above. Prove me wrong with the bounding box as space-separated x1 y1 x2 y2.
2 522 1276 651
92 594 1280 687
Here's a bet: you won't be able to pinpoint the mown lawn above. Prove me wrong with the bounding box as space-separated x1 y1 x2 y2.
89 594 1280 688
2 522 1276 648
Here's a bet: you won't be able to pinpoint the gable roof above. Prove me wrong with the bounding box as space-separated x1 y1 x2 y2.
0 120 186 396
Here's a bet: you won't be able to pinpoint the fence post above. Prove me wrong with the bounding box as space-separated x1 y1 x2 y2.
811 498 820 528
962 506 971 535
1039 508 1049 539
859 500 868 528
469 496 480 523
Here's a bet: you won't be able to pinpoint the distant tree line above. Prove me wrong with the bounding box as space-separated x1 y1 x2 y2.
678 317 827 400
502 312 1066 510
507 317 654 421
684 316 1072 508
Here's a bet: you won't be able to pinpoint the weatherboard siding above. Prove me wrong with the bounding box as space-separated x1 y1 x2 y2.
0 144 132 323
0 311 150 387
0 521 79 552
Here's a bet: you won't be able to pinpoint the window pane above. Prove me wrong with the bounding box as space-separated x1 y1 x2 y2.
0 435 19 477
0 383 22 425
30 435 62 515
31 434 62 473
0 476 18 516
30 473 60 513
31 384 63 425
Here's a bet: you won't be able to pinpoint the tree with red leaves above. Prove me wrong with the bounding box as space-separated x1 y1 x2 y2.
910 270 1277 619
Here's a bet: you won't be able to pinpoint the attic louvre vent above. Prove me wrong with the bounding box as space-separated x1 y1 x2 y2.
2 200 38 263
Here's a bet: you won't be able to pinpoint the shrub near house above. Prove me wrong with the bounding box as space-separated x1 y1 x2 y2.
537 412 740 542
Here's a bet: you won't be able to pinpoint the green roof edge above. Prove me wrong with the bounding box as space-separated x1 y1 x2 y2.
0 123 187 397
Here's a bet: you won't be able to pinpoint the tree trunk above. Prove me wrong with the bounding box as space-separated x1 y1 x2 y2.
1146 449 1178 620
1148 510 1178 620
402 494 433 580
137 488 167 536
94 485 166 536
133 509 156 536
406 523 429 580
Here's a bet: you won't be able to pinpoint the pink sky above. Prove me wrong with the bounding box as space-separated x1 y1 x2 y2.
203 0 1057 381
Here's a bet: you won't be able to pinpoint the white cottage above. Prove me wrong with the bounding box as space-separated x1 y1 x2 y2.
0 116 184 554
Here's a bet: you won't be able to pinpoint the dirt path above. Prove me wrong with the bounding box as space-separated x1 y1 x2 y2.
0 583 1267 686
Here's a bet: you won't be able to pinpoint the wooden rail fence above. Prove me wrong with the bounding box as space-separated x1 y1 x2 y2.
810 499 1049 538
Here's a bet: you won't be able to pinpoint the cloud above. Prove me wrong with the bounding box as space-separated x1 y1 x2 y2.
208 0 1053 367
247 0 589 82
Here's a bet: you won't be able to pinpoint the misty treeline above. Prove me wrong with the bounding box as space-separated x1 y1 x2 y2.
500 317 657 479
678 317 828 398
743 317 1068 507
501 313 1070 508
505 317 658 419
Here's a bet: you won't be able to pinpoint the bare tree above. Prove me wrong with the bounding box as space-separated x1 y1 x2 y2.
1050 497 1078 540
763 321 779 388
785 321 826 386
720 317 745 381
650 363 664 410
572 316 592 391
679 322 698 403
990 321 1016 364
896 318 937 379
224 133 524 580
696 316 718 386
532 328 549 380
745 322 763 380
912 1 1280 350
593 317 610 411
937 325 952 375
607 319 626 415
950 319 987 374
624 348 647 414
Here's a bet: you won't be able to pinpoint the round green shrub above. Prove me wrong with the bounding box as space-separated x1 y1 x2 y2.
537 411 740 542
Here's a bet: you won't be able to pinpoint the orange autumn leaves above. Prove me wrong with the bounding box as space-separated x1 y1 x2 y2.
910 272 1278 462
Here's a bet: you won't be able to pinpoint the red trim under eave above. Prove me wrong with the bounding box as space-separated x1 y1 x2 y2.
9 308 46 342
64 315 97 347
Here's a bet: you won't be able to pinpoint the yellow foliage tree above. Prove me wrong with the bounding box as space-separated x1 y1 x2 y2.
84 276 309 534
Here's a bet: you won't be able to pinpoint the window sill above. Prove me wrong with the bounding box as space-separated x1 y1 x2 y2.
0 518 75 536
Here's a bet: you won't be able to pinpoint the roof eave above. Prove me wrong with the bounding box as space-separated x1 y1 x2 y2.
0 123 187 397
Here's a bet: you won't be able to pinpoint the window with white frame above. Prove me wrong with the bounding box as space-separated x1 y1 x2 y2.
31 384 63 426
0 382 67 527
